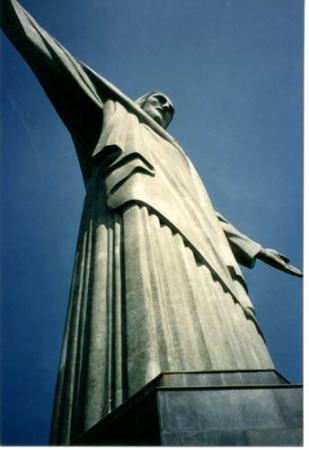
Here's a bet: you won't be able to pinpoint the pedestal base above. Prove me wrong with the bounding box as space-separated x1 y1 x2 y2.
75 370 303 446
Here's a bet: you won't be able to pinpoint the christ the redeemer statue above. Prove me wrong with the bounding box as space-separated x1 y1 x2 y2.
1 0 302 445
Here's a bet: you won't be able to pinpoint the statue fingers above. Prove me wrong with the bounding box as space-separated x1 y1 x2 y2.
277 252 290 263
265 248 290 263
283 263 303 278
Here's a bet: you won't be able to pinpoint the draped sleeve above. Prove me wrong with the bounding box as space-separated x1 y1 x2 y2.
216 212 261 268
1 0 108 180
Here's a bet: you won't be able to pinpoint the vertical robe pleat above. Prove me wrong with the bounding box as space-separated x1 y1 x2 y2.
50 183 274 445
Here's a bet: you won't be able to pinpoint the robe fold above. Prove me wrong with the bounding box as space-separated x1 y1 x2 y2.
1 1 274 445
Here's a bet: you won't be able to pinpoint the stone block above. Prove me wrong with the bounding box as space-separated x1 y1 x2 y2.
75 370 303 446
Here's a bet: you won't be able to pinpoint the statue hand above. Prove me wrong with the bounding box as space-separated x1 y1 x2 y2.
257 248 303 277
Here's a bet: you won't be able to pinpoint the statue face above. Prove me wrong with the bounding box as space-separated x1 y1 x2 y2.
141 93 174 129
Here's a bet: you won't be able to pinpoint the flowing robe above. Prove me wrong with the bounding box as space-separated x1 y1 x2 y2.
1 1 274 445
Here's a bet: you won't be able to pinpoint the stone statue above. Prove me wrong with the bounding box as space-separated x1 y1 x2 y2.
1 0 302 445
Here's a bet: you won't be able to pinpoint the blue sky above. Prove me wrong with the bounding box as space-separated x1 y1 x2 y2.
1 0 303 445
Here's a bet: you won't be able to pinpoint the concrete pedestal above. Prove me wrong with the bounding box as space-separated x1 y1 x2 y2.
75 370 303 446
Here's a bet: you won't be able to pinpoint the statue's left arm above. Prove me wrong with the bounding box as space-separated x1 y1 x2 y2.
217 212 303 277
1 0 104 150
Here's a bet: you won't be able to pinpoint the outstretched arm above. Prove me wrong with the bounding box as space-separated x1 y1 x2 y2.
1 0 103 148
217 212 303 277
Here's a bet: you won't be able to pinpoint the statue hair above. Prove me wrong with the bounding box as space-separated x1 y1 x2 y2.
135 91 159 108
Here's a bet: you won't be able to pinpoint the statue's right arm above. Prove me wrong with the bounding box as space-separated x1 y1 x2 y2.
1 0 104 147
217 212 303 277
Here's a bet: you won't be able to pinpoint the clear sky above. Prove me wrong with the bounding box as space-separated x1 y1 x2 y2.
1 0 303 445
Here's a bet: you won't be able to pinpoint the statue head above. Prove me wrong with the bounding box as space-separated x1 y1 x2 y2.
135 92 174 129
